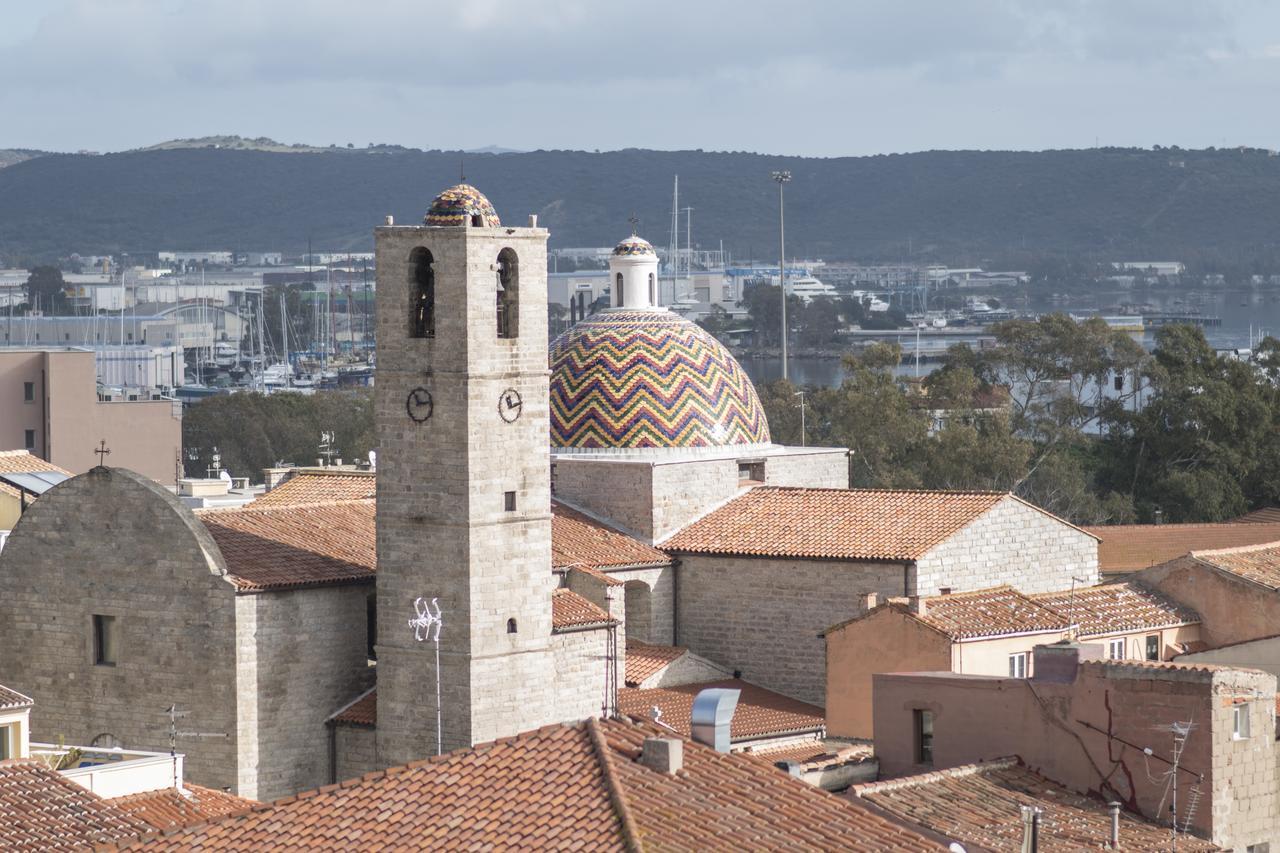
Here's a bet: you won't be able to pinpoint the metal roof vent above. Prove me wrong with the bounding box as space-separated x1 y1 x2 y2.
691 687 740 753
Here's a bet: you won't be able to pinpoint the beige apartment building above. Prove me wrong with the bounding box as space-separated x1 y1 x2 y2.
0 348 180 483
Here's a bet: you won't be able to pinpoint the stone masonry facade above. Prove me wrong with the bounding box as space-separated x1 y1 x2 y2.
914 496 1098 595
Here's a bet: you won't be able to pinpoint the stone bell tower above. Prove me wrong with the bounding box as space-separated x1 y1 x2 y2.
374 184 555 765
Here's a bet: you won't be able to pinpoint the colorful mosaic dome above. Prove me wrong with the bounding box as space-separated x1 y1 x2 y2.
612 235 657 257
549 310 771 450
424 183 501 227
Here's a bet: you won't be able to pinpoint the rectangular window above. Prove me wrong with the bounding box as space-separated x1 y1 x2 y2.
737 461 765 482
93 614 117 666
1108 639 1124 659
1234 704 1251 740
913 709 933 765
0 723 11 760
1145 634 1160 661
504 491 516 512
1009 652 1028 679
23 381 34 402
23 430 35 450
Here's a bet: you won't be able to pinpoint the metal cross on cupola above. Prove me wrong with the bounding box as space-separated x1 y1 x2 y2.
93 440 111 467
628 213 640 235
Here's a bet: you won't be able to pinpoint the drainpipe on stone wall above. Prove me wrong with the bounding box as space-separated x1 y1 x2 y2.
326 720 337 785
672 559 681 647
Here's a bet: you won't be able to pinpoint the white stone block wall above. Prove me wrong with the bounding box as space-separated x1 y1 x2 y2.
237 585 374 801
552 626 618 722
1208 670 1279 849
334 724 378 782
914 496 1099 596
761 450 848 489
676 555 910 705
607 565 674 646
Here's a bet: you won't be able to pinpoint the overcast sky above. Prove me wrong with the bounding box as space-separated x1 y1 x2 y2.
4 0 1280 156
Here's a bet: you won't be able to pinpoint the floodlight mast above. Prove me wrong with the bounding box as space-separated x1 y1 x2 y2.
771 170 792 380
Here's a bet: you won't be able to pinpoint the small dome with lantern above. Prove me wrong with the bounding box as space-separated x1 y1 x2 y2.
612 235 657 257
425 183 501 227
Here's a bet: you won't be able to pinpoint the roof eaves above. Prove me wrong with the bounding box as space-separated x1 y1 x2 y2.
325 686 377 726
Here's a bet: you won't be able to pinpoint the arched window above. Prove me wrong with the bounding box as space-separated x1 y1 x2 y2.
507 618 518 634
648 272 656 305
616 273 625 307
496 249 519 339
409 248 435 338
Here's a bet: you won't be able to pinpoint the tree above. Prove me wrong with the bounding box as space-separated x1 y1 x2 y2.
23 265 66 313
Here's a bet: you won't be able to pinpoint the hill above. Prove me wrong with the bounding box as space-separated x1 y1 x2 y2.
3 145 1280 264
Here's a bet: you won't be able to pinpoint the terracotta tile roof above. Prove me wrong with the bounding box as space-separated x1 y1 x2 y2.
196 500 375 591
552 588 615 629
1083 658 1230 678
1235 506 1280 524
328 687 377 727
746 741 838 766
1190 542 1280 590
0 684 33 710
253 470 375 507
625 639 687 687
1033 581 1199 636
122 718 940 851
1085 521 1280 574
618 679 825 741
851 758 1216 852
661 486 1014 561
552 500 670 570
108 785 255 831
0 759 150 850
919 586 1070 640
0 450 72 501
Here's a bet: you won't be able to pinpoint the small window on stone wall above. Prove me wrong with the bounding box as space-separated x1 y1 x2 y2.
737 461 765 482
507 618 518 634
93 614 117 666
504 491 516 512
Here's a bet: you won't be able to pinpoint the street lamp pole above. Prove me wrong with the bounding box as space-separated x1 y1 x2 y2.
771 170 791 380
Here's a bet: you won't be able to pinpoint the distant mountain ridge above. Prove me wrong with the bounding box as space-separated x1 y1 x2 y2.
3 145 1280 264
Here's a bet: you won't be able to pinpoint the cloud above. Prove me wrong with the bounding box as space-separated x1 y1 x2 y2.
2 0 1278 154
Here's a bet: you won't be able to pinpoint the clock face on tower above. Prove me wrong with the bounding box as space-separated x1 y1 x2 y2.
498 388 523 422
406 387 433 423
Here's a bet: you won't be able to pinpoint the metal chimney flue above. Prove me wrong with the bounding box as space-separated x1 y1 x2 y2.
1020 805 1042 853
690 687 740 753
1108 801 1120 848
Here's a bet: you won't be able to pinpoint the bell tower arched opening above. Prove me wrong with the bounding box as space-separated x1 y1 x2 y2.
497 248 519 339
409 248 435 338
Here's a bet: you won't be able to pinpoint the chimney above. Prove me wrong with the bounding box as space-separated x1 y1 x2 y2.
1019 805 1042 853
384 214 394 226
690 688 740 753
528 214 539 228
907 596 926 615
861 592 879 611
1154 508 1164 526
640 737 683 774
1032 640 1105 683
1108 801 1120 848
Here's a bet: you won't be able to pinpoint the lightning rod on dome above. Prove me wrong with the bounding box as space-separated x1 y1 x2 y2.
409 597 445 754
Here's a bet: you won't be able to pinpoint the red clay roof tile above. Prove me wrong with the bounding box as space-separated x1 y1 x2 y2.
618 679 825 741
1086 521 1280 573
624 640 686 687
107 785 255 831
552 501 670 570
851 758 1217 851
253 470 375 506
919 586 1070 640
0 684 33 711
552 588 615 629
661 486 1011 561
197 500 375 591
0 760 150 850
1033 581 1199 636
1191 541 1280 590
120 719 941 851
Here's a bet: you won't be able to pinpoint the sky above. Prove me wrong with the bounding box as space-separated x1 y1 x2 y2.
4 0 1280 156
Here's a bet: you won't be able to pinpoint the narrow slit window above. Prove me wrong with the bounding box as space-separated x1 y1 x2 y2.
93 614 117 666
504 491 516 512
497 249 519 339
648 272 655 305
913 710 933 765
615 273 625 307
409 248 435 338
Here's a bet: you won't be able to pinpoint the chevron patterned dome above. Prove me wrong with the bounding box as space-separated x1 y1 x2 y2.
424 183 501 227
549 310 771 450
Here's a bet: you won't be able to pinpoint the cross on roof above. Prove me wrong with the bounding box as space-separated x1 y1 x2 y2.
628 214 640 235
93 440 110 467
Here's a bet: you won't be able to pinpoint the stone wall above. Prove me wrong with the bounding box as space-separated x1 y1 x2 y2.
333 724 378 782
236 585 373 801
374 222 557 765
1135 556 1280 648
607 565 674 646
552 625 617 722
914 496 1099 595
677 555 910 705
553 459 653 541
643 650 733 689
761 449 848 489
0 468 242 793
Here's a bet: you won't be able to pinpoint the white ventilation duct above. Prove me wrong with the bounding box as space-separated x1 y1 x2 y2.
690 687 740 753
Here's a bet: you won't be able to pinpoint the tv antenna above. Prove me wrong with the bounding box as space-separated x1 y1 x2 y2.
161 704 229 790
408 597 444 754
319 431 337 466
